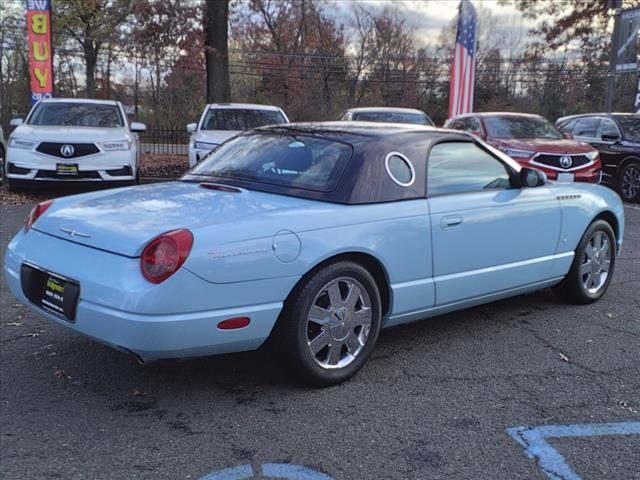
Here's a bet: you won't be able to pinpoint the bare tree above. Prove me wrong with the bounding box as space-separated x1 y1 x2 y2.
204 0 231 103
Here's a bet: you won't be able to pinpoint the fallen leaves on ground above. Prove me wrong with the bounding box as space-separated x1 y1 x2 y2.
0 185 52 205
54 369 70 380
559 352 569 362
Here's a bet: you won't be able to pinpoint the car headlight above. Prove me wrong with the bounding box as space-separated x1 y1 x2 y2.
100 140 131 151
586 151 599 161
9 137 37 150
501 148 535 159
194 141 218 150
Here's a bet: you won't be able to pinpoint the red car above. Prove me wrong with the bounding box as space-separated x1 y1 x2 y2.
444 112 601 183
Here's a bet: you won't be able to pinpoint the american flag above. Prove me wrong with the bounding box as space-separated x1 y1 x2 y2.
449 0 477 118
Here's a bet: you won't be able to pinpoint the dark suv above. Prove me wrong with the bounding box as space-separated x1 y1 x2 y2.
556 113 640 202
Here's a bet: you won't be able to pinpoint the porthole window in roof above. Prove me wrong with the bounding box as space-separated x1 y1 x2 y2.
385 152 415 187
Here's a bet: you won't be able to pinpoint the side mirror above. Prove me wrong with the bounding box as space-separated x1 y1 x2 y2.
130 122 146 132
520 168 547 188
601 134 620 142
186 123 197 133
563 132 574 140
9 118 23 127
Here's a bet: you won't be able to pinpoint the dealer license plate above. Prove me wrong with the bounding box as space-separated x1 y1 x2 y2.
56 163 79 175
20 264 80 322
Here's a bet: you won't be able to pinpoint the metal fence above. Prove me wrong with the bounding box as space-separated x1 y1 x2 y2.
139 127 190 156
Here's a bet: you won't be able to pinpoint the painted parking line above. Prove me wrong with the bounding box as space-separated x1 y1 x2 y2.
200 463 334 480
508 421 640 480
623 204 640 211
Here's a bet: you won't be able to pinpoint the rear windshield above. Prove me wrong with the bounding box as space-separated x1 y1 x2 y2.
353 111 434 126
188 133 352 192
28 103 123 128
483 116 562 139
201 109 287 131
616 116 640 142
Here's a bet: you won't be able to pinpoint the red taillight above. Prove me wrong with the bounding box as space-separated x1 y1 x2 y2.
24 200 53 231
140 229 193 284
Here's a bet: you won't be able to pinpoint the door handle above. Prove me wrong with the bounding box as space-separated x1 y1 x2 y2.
441 215 463 230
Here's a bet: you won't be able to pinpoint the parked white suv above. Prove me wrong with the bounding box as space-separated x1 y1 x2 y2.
338 107 434 126
5 98 145 189
187 103 289 167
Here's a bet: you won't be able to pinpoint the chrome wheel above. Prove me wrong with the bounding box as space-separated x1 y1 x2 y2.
580 231 612 294
306 277 372 370
621 164 640 201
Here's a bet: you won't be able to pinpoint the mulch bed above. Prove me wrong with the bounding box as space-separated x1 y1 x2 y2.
0 154 189 205
140 154 189 179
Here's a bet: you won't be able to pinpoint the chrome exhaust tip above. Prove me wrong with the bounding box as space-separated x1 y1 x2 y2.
119 347 154 366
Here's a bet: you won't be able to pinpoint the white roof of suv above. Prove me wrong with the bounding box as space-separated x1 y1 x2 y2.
205 103 284 111
36 98 121 106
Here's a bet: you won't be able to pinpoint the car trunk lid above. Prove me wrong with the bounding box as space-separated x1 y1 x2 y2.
32 181 303 257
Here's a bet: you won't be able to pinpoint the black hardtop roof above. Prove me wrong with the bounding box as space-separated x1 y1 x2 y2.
256 121 469 141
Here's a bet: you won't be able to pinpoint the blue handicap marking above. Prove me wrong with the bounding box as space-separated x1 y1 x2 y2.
200 463 334 480
508 421 640 480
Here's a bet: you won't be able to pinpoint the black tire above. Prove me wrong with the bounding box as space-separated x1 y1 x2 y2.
617 161 640 203
274 260 382 386
553 219 616 304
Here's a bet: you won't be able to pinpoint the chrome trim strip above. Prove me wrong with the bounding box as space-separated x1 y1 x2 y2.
434 252 574 283
385 151 416 187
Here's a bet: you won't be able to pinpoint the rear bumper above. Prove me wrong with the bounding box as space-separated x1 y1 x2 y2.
3 230 290 359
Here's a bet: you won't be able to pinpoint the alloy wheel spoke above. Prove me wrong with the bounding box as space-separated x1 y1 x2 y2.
345 333 361 354
309 329 331 355
585 243 596 259
344 282 361 309
580 261 592 276
593 233 603 250
327 341 343 365
351 307 372 327
327 283 342 308
309 306 332 326
584 272 593 288
601 258 611 272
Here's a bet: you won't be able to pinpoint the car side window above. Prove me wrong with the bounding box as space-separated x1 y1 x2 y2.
457 118 471 131
427 142 512 196
596 118 620 138
467 117 481 133
572 118 599 139
445 119 459 129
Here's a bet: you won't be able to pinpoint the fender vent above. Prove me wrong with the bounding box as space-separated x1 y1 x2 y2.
556 194 581 201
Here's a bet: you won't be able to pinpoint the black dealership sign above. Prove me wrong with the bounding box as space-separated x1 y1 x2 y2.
615 8 640 73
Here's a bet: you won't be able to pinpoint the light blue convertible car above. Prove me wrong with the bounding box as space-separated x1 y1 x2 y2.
4 123 625 385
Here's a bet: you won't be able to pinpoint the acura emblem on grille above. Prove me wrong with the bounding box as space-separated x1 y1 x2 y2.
59 227 91 238
559 156 573 168
60 144 75 157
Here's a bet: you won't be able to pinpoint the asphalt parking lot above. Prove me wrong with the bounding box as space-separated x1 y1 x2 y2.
1 194 639 480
